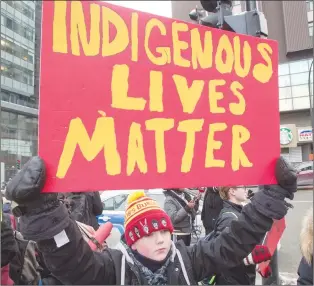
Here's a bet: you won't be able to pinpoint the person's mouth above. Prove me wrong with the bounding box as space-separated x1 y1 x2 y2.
156 248 166 253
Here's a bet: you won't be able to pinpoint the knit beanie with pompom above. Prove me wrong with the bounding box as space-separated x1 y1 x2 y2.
124 190 173 246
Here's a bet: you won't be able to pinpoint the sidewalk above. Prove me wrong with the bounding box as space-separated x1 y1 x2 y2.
255 272 298 285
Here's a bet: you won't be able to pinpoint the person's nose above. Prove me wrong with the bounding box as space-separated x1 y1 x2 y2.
155 232 164 245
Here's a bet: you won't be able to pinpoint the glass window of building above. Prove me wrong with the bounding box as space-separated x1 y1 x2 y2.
5 16 13 30
279 87 292 99
1 90 10 102
290 72 309 86
291 84 309 97
0 90 37 109
3 1 34 20
279 75 291 87
289 60 309 74
1 110 38 181
2 14 34 41
306 0 313 12
1 59 34 85
278 58 312 110
279 63 290 76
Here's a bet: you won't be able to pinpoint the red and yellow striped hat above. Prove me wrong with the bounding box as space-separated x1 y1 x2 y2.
124 190 173 246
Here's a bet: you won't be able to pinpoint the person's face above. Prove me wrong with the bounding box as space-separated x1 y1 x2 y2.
176 188 185 192
131 230 172 261
230 186 247 203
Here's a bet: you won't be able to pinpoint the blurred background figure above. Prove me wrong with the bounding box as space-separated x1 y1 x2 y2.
65 191 103 230
164 188 200 246
201 187 223 235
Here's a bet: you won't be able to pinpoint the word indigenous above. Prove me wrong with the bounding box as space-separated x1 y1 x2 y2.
52 1 274 179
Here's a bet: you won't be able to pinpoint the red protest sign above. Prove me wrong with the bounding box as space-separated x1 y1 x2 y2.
258 218 286 276
39 1 279 193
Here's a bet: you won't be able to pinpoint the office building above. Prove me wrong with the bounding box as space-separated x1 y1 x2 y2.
172 0 314 164
0 1 41 183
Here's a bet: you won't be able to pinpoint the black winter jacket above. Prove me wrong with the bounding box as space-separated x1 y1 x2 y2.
297 257 313 285
1 213 18 267
86 191 103 230
26 197 275 285
214 200 256 285
201 189 223 232
68 192 103 230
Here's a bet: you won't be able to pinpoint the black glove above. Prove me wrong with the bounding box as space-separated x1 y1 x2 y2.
251 156 297 220
1 213 18 267
274 155 297 199
5 157 69 241
5 157 58 217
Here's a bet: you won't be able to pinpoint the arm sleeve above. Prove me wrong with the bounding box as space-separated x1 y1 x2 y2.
187 203 273 282
164 200 188 224
1 214 18 267
37 219 116 285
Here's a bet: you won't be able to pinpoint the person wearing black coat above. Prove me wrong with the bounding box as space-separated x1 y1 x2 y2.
5 156 297 285
65 191 103 230
86 191 103 230
297 207 313 285
1 212 18 268
201 187 223 235
213 186 271 285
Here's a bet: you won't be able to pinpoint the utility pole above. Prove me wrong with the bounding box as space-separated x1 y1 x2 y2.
308 60 314 184
246 0 257 11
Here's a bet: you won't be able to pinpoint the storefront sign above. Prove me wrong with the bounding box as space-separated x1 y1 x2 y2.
280 127 293 145
280 125 297 148
298 127 312 142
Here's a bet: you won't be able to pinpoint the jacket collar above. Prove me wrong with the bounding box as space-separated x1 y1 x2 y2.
223 200 243 214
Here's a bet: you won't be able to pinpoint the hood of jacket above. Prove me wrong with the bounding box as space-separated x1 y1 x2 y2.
300 207 313 264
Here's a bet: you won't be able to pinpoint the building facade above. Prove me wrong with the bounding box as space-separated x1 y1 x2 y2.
171 0 314 165
0 1 40 184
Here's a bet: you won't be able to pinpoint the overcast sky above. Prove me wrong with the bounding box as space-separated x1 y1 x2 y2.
105 1 172 18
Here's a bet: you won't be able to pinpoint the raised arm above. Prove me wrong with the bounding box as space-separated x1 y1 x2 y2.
5 157 116 285
188 157 297 282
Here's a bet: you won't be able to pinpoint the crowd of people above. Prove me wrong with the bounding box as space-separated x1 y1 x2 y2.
1 156 313 285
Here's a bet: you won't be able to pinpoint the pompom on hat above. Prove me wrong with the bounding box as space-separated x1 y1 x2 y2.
124 190 173 246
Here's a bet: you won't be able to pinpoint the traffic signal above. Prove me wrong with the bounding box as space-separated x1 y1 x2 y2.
16 160 21 170
189 0 268 38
